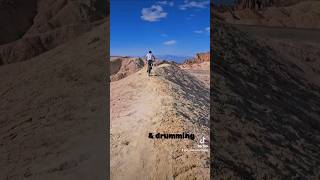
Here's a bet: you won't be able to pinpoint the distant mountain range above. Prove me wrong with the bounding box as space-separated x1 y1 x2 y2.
111 55 194 63
155 55 193 63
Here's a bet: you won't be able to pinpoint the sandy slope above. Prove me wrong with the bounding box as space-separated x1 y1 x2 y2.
111 64 210 180
211 12 320 179
180 62 210 87
233 24 320 87
0 21 108 180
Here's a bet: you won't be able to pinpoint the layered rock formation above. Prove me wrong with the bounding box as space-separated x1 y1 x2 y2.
182 52 210 65
195 52 210 63
110 57 144 82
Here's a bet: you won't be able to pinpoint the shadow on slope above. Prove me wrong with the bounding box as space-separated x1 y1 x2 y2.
0 0 37 45
0 0 107 65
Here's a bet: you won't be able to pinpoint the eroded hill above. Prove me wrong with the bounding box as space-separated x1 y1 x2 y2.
0 0 106 65
110 57 144 82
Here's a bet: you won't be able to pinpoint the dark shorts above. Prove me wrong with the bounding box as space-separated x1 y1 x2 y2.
147 60 153 69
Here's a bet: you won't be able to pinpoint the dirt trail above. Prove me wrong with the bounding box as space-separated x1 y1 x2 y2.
110 64 210 180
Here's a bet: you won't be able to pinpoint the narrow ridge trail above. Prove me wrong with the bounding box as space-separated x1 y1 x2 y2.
110 64 210 180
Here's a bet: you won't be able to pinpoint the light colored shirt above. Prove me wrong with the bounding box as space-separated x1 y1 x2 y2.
146 53 154 61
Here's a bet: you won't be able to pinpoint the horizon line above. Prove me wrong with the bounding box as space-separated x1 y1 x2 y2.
110 52 209 57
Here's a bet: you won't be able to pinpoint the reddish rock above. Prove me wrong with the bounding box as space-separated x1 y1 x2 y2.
194 52 210 63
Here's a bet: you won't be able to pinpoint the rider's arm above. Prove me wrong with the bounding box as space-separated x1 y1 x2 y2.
152 55 156 61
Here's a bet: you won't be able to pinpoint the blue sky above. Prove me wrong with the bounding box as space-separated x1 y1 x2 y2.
110 0 210 57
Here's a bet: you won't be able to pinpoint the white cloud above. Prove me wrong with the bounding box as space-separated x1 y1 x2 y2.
158 0 167 4
157 1 174 7
194 27 210 34
194 30 204 34
141 5 167 22
179 0 210 10
163 40 176 45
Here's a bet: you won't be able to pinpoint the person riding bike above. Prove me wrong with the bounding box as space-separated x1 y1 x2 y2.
145 50 156 76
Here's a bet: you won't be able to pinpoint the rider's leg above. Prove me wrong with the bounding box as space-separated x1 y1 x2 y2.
148 61 152 75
